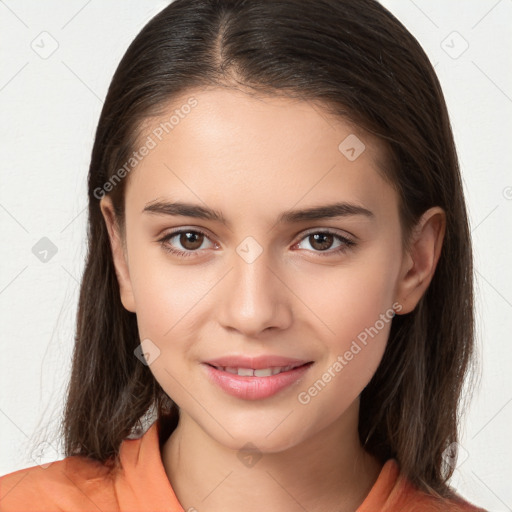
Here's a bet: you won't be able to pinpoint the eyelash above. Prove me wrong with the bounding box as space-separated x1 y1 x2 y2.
158 228 356 259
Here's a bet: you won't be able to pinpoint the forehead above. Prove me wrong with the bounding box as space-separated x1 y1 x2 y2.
125 87 396 225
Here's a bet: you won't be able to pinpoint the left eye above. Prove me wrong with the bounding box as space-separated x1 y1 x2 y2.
294 231 356 254
158 229 356 258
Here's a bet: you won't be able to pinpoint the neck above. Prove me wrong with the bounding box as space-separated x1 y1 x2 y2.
161 400 383 512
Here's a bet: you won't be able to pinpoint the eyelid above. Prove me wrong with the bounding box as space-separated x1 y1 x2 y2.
160 227 217 247
159 225 356 243
296 226 356 243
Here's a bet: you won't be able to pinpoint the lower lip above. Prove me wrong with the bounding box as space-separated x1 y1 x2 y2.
202 362 314 400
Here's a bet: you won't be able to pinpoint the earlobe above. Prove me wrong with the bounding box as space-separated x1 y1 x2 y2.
99 197 136 313
394 207 446 315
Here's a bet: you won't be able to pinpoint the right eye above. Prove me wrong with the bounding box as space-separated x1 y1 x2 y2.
158 228 217 258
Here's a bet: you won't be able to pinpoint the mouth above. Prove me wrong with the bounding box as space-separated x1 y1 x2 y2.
201 360 315 400
204 361 312 377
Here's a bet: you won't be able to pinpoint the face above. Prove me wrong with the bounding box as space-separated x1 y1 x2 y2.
102 87 423 453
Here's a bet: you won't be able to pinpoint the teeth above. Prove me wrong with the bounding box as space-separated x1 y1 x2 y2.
254 368 273 377
215 364 301 377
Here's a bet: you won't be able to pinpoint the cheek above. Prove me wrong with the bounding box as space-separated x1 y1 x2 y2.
294 247 399 346
126 244 221 395
303 279 392 382
126 233 210 336
295 277 395 427
133 273 201 337
128 258 208 404
294 246 399 401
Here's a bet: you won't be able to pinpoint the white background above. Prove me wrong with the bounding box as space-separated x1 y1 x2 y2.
0 1 511 510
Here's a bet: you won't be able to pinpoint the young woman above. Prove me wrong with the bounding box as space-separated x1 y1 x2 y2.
0 0 486 510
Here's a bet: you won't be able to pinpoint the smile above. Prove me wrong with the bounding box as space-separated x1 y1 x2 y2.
202 362 314 400
208 363 305 377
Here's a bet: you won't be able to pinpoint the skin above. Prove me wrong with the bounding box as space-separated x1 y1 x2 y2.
100 87 445 512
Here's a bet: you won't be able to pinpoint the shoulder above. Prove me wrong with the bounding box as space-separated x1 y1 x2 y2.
389 467 487 512
359 459 487 512
0 456 119 512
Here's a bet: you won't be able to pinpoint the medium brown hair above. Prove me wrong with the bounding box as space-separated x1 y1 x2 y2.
61 0 476 498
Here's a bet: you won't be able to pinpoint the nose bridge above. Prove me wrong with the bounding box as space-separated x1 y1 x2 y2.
217 235 290 334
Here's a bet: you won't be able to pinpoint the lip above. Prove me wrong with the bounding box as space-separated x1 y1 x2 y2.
202 360 314 401
204 355 311 370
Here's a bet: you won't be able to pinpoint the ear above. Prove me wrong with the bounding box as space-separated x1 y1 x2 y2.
394 206 446 315
99 196 136 313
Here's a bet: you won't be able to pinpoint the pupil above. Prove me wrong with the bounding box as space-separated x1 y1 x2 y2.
311 233 333 251
181 232 203 250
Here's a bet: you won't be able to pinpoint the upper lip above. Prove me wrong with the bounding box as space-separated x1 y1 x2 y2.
204 355 313 370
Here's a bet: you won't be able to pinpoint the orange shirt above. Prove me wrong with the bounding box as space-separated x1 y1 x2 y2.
0 419 486 512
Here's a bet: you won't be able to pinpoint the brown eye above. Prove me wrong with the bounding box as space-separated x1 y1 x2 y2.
295 230 356 256
159 229 215 258
308 233 335 251
178 231 204 250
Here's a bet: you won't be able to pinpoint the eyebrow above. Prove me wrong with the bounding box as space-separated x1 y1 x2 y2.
142 200 374 227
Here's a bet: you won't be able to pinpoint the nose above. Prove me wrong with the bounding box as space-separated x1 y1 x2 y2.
216 241 293 337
